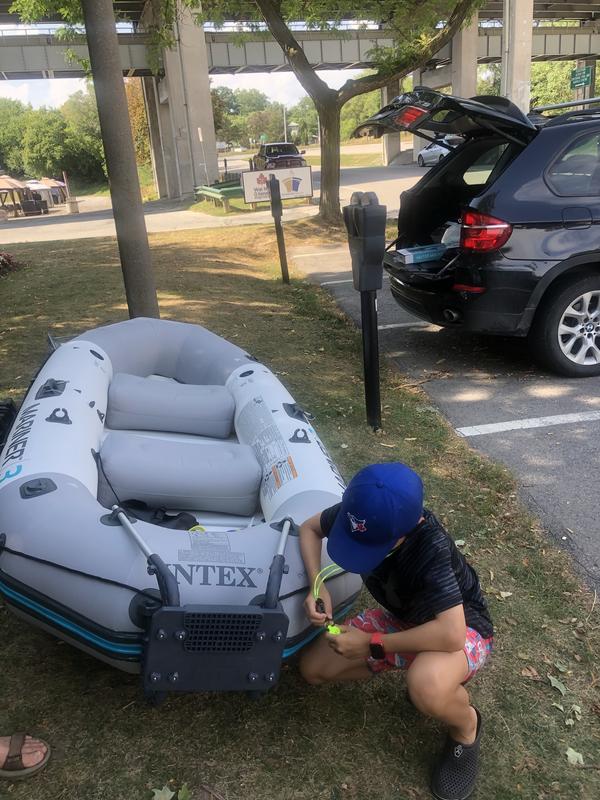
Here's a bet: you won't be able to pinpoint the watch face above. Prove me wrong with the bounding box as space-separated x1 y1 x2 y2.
369 642 386 660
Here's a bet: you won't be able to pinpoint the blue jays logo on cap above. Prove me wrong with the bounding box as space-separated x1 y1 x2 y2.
347 513 367 533
327 463 424 574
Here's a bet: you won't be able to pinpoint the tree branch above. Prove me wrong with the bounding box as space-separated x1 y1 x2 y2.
253 0 335 105
337 0 480 104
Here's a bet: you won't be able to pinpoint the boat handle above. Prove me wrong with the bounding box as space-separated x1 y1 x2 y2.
111 505 181 608
263 518 292 610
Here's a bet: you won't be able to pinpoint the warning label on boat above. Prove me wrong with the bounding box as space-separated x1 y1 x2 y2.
237 396 298 500
178 531 246 564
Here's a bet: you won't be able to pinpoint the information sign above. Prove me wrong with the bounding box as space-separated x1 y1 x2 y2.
571 66 593 89
242 167 313 204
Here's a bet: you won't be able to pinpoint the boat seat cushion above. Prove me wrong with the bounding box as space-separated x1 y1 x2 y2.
107 373 234 438
98 432 262 515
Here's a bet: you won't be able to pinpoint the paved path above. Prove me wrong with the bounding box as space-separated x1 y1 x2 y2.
290 243 600 589
0 164 424 245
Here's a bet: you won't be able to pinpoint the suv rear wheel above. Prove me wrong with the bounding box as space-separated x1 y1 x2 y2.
529 274 600 377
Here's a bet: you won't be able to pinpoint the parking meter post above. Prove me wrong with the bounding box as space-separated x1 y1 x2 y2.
343 191 387 431
269 174 290 284
361 290 381 430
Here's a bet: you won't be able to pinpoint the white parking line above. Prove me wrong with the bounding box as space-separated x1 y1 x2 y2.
294 250 346 258
457 410 600 437
320 275 390 287
378 321 432 330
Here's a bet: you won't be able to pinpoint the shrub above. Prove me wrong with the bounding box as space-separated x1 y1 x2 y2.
0 252 22 277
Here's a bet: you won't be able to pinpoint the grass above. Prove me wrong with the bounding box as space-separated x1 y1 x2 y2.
189 196 312 216
69 164 158 203
1 223 600 800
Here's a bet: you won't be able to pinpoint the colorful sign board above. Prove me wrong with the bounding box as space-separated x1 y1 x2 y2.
242 167 313 203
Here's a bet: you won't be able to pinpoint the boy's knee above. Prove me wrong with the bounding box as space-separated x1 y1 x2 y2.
406 666 446 713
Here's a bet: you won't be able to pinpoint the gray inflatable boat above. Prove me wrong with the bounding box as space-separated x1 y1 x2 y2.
0 318 361 697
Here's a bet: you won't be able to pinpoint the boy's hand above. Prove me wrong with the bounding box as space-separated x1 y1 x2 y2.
325 626 371 659
304 587 332 625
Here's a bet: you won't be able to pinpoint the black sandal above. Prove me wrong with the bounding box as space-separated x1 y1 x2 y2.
430 707 482 800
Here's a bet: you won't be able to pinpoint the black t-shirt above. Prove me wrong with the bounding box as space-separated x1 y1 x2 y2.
320 504 493 639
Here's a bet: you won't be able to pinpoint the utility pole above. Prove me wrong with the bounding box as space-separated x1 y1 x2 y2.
80 0 160 319
283 105 288 142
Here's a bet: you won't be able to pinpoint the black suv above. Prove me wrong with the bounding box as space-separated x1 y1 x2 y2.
357 89 600 377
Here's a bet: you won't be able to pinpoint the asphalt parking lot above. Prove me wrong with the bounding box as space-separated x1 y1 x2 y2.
291 242 600 588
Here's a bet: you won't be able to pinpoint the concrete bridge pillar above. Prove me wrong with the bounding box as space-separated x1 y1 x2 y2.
451 17 478 98
412 71 429 164
161 6 219 197
381 79 402 166
142 77 168 198
500 0 534 112
141 2 218 199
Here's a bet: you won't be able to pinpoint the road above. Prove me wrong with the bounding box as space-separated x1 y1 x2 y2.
289 243 600 589
0 163 424 245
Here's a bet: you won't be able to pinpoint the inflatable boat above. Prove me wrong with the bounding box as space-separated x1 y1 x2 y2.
0 318 361 697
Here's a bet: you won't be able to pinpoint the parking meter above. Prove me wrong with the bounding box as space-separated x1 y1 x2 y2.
269 175 289 283
342 191 387 431
343 191 387 292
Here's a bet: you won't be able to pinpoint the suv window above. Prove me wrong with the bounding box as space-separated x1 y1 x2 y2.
463 143 509 185
546 132 600 197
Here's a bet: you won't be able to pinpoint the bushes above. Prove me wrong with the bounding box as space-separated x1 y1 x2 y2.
0 252 22 278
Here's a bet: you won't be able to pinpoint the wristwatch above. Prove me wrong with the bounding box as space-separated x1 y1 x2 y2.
369 632 386 660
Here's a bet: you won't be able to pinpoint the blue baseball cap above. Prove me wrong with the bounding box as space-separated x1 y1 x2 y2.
326 463 423 573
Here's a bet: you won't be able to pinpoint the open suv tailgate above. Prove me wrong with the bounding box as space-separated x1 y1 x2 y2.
353 88 536 143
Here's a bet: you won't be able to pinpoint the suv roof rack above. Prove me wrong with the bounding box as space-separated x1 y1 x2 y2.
530 96 600 129
532 96 600 113
543 108 600 128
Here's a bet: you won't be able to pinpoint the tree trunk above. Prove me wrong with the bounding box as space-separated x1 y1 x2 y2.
317 102 342 225
80 0 160 319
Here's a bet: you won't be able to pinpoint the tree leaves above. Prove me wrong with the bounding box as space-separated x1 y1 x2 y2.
152 788 175 800
565 747 584 766
150 784 193 799
521 666 541 681
548 674 567 696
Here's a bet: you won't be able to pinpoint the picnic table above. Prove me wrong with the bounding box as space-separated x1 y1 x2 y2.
194 179 244 213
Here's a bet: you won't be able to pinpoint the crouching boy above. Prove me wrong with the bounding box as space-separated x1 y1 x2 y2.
298 462 493 800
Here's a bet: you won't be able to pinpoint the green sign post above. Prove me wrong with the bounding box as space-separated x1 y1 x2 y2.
571 66 593 90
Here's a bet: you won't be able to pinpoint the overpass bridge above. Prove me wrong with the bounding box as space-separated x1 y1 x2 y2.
0 25 598 80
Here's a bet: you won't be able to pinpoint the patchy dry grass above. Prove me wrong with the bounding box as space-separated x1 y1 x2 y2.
189 197 311 216
1 225 599 800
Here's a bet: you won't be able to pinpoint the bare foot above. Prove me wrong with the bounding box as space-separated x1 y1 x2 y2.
0 735 48 771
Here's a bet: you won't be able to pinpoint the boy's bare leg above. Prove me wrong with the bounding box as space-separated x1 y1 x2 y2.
406 650 478 744
300 637 478 744
299 633 372 684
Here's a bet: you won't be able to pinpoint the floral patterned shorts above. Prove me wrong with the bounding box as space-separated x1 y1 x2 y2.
347 607 493 681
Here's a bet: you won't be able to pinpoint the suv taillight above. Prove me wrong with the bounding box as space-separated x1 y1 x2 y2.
460 210 512 251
